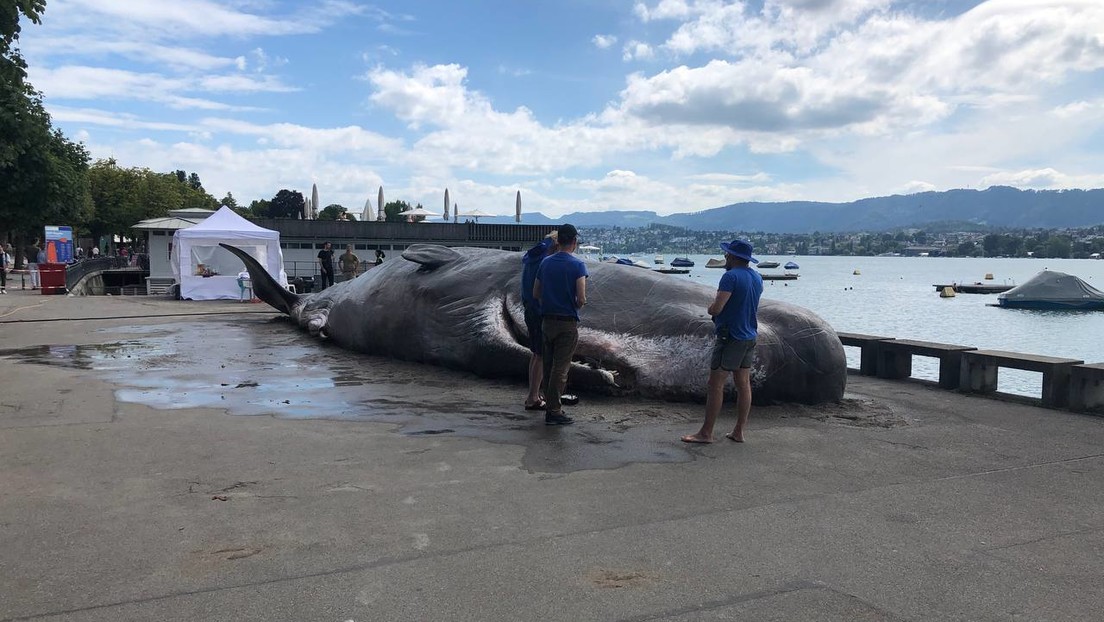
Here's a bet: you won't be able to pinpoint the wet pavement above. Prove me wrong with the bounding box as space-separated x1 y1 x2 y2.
2 292 1103 621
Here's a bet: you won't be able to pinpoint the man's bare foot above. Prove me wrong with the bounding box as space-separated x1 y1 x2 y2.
681 433 714 444
724 432 744 443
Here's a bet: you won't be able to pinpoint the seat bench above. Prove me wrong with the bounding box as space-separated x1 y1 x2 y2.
1069 363 1104 415
960 350 1084 408
876 339 977 389
837 332 895 376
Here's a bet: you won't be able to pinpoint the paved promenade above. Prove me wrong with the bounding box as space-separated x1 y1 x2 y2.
1 290 1102 621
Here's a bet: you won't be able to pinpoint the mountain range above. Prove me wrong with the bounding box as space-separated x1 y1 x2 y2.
497 186 1104 233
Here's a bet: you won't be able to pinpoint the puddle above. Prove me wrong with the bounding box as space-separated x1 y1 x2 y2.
0 317 699 473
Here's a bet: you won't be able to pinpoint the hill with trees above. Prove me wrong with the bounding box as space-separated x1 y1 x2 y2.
515 187 1104 233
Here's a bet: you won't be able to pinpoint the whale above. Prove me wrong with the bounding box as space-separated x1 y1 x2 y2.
222 243 846 404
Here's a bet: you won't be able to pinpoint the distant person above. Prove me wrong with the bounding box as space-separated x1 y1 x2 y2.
375 249 385 266
0 243 11 294
24 240 41 289
317 242 335 289
75 246 85 260
682 239 764 444
91 245 100 258
339 244 359 282
533 224 587 426
520 231 558 410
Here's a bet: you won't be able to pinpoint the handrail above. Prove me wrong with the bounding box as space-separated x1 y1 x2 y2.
64 255 148 291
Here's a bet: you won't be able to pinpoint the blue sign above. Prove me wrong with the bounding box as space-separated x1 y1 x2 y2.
44 226 74 263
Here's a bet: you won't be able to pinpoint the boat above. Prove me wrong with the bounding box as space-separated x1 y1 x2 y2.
705 258 726 269
654 255 664 265
761 273 799 281
655 267 689 275
996 271 1104 310
757 261 780 269
784 261 800 270
670 257 695 267
932 282 1015 294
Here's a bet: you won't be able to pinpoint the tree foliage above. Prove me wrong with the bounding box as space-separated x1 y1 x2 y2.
318 203 355 221
247 199 271 218
383 201 410 222
85 159 216 240
0 0 92 241
266 189 305 219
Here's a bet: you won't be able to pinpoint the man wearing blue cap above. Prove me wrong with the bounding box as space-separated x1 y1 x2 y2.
682 239 763 444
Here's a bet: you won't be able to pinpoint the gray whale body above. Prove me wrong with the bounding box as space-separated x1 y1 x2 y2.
224 243 846 404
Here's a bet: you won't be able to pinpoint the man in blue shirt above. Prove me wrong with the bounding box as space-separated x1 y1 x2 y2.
520 230 558 410
533 224 588 426
682 239 764 444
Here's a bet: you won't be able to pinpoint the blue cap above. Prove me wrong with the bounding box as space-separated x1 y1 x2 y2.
719 239 758 264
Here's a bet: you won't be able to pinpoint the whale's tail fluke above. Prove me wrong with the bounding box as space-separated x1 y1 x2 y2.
219 243 299 315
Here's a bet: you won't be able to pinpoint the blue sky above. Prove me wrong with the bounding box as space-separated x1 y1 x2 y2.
19 0 1104 219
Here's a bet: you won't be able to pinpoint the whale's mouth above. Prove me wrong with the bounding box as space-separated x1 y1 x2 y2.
500 298 637 392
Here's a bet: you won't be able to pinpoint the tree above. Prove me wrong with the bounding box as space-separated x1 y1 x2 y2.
247 199 271 217
1 0 91 250
956 241 977 257
318 203 350 220
220 192 238 209
187 172 202 190
1045 235 1071 259
267 189 305 219
384 200 411 222
86 159 192 242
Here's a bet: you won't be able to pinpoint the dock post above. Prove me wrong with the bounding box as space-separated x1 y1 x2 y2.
960 355 998 395
1069 364 1104 415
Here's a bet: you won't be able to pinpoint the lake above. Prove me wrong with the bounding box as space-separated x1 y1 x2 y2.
615 253 1104 397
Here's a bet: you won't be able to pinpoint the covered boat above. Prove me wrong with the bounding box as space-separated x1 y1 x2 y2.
670 257 695 267
705 258 726 268
784 261 800 270
757 261 780 269
997 271 1104 310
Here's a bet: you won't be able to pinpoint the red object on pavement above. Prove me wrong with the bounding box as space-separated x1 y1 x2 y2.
39 262 67 295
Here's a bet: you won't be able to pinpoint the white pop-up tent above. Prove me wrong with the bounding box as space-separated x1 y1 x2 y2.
171 206 289 300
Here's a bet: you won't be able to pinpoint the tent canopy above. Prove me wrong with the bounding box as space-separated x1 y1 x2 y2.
171 206 288 300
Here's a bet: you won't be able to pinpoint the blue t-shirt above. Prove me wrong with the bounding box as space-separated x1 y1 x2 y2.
535 252 589 319
521 238 554 308
714 266 763 340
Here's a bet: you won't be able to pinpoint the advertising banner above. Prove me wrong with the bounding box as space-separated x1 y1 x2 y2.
44 226 74 263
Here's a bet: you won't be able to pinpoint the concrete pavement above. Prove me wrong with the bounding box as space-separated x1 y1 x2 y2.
1 291 1102 621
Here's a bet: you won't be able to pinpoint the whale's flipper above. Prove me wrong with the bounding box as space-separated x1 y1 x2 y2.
219 243 299 315
402 244 461 270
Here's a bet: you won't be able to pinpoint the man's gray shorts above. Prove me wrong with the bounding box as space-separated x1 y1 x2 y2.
710 336 756 371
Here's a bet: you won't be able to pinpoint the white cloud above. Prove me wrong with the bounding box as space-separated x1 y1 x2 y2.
593 34 618 49
30 66 289 110
688 172 773 184
622 41 655 61
633 0 695 22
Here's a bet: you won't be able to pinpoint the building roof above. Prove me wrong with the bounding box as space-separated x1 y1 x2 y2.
132 215 207 231
133 207 217 231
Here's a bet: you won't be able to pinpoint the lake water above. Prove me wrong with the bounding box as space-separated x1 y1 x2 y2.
622 254 1104 397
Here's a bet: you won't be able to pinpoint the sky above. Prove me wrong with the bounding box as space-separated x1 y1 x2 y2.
18 0 1104 219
